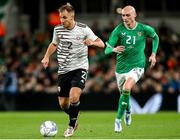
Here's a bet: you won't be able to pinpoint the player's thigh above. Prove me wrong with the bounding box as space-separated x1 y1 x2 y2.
123 77 136 90
69 69 88 102
57 73 72 97
125 67 144 83
115 72 126 91
71 69 88 90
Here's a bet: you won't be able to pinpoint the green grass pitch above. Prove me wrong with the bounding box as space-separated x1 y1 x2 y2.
0 111 179 139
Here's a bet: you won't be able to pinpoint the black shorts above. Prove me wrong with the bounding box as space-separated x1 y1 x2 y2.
57 69 88 97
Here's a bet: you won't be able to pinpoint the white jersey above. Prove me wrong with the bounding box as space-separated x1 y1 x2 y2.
52 22 98 74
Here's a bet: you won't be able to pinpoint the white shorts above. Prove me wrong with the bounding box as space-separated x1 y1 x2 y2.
115 67 144 91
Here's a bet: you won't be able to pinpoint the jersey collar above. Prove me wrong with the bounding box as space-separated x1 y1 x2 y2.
124 22 138 30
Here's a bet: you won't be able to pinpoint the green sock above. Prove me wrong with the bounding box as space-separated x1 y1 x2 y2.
124 90 131 112
117 90 130 120
126 96 131 112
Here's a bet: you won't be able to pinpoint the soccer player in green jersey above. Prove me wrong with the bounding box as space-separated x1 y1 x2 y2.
105 5 159 133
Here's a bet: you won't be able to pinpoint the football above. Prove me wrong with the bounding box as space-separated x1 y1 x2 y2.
40 121 58 137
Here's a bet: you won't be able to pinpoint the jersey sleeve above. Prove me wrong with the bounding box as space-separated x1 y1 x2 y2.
144 25 159 54
85 26 98 41
107 25 120 47
144 25 156 38
104 25 120 55
52 28 58 45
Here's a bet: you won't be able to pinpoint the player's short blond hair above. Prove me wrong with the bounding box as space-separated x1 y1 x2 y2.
58 3 75 14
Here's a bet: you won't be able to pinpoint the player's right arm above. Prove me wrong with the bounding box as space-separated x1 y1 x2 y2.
41 27 58 69
105 42 125 54
105 25 124 55
41 43 57 69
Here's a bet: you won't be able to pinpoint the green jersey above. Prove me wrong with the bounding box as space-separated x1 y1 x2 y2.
105 22 159 74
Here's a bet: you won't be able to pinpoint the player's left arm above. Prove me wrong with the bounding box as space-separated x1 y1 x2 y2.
145 25 159 68
84 38 105 48
104 25 124 55
84 26 105 48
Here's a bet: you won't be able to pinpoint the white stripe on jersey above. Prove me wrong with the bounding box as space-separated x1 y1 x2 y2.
52 22 98 74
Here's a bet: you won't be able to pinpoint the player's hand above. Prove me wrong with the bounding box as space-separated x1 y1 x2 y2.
113 46 125 53
84 38 94 46
149 53 156 68
41 57 49 69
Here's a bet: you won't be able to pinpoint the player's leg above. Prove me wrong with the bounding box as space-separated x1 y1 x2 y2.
68 87 81 128
114 73 125 132
58 97 70 114
63 87 81 137
57 73 71 114
115 88 131 132
64 69 87 137
58 96 81 133
123 67 144 126
122 77 135 126
57 72 76 137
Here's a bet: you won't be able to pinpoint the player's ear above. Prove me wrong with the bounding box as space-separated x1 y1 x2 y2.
133 12 137 18
70 12 75 20
135 12 137 17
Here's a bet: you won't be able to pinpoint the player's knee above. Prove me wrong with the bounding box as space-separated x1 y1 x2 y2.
69 90 81 103
70 98 79 104
69 95 80 104
123 86 131 91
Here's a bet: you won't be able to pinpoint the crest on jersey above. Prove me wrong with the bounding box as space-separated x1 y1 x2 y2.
59 34 64 39
58 86 61 92
76 36 80 40
137 32 142 36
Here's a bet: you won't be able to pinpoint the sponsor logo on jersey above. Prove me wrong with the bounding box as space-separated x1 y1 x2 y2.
121 32 126 36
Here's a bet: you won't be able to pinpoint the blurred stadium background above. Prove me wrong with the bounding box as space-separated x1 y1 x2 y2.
0 0 179 112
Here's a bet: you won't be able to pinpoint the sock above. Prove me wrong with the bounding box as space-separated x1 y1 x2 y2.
69 102 80 127
117 90 130 120
124 90 131 112
63 107 70 115
126 97 131 113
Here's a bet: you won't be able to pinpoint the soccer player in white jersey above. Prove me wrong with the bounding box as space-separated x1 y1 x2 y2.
41 3 104 138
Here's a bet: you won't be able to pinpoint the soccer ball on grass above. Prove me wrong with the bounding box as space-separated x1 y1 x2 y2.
40 121 58 137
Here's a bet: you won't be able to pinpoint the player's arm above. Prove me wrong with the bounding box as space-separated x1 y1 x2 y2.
83 26 105 48
105 26 124 55
151 33 159 54
41 28 58 69
105 42 125 54
149 33 159 68
84 38 105 48
41 43 57 69
145 25 159 68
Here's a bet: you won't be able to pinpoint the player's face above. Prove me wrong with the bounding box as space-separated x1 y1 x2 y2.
59 10 74 29
121 8 136 27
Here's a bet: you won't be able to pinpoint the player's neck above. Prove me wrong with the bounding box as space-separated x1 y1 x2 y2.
68 21 76 30
125 21 137 29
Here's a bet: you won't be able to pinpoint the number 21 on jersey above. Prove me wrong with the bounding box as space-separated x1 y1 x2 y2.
126 35 136 45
